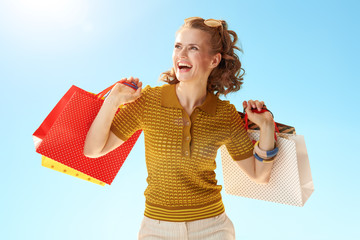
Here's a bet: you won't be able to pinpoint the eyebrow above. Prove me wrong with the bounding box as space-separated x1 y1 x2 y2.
175 42 200 46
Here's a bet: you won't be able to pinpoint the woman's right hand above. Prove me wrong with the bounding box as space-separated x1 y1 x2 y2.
107 77 143 107
84 76 142 158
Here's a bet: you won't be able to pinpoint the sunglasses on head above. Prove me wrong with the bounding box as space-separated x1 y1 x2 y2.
184 17 223 29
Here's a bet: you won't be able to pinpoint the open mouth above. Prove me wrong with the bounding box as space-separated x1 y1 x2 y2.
177 62 193 71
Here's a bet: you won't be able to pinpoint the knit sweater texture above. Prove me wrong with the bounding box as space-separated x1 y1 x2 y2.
110 83 254 222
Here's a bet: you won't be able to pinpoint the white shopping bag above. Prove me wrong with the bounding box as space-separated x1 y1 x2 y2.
221 130 314 207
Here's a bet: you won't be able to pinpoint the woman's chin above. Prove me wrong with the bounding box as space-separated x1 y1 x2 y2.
175 74 193 82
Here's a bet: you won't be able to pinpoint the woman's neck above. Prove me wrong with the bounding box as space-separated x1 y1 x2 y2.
175 80 208 114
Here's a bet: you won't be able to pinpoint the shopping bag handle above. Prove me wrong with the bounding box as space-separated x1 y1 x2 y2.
96 81 139 99
243 106 280 141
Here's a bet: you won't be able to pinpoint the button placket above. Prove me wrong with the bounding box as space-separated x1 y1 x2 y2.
188 108 200 158
182 111 191 158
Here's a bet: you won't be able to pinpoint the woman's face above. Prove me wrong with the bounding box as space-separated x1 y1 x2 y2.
172 27 217 83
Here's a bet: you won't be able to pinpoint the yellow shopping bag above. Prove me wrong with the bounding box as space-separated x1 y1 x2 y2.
41 155 106 186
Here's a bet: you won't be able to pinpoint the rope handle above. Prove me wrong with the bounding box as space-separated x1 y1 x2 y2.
95 81 139 99
243 106 279 141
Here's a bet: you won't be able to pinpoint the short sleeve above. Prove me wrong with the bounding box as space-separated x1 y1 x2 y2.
110 85 151 141
224 104 254 161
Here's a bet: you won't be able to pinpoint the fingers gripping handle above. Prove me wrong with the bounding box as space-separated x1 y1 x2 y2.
243 106 279 141
96 81 139 99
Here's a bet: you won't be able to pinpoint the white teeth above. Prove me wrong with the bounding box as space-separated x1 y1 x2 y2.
178 62 192 68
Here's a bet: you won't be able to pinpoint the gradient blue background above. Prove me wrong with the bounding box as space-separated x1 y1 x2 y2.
1 0 359 239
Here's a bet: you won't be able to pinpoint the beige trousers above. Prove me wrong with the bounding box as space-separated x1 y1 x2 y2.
138 212 235 240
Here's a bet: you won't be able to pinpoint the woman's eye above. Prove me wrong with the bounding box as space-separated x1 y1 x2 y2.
175 45 181 49
190 46 198 50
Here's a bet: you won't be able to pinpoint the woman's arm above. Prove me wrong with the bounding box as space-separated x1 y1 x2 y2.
235 100 276 184
83 77 142 158
235 123 275 184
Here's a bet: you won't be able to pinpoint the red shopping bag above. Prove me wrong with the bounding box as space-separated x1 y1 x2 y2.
33 83 142 185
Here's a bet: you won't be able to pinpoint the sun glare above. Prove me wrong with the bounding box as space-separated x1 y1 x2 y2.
20 0 70 18
0 0 93 53
5 0 89 30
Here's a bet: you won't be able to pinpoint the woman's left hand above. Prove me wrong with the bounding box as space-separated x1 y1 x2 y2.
243 100 274 129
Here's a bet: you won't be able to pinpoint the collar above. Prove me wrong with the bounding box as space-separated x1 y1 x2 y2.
161 84 218 116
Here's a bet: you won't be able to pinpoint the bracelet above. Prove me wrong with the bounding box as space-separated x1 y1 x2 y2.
254 152 275 163
253 141 278 160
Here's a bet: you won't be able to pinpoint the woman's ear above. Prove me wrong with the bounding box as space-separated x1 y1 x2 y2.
210 53 222 69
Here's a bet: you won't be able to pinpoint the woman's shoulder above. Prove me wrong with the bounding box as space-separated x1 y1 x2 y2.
139 84 169 104
216 98 236 112
142 83 177 97
141 84 162 96
142 84 168 93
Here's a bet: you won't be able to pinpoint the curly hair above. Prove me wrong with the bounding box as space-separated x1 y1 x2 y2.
159 17 245 97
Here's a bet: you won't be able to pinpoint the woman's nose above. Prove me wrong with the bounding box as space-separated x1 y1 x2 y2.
178 47 188 57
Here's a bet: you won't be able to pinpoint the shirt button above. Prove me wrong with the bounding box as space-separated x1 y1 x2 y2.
185 151 189 156
185 121 190 126
186 136 190 141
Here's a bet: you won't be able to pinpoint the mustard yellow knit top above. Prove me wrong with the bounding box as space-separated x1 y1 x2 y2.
110 83 254 222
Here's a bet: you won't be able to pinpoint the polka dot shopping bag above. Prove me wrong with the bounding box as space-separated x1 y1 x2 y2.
33 82 142 186
221 111 314 206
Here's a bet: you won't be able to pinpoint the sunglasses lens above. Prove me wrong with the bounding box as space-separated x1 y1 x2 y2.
204 19 221 27
184 17 202 23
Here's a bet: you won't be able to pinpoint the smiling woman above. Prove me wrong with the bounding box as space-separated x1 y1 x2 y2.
173 28 219 85
83 16 278 240
161 17 245 97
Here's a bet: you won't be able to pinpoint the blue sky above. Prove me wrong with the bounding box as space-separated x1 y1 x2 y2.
1 0 359 239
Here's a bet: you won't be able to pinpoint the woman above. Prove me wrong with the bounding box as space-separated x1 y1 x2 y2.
84 17 276 240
